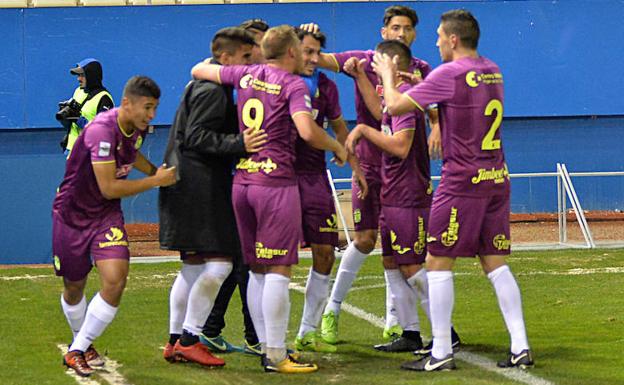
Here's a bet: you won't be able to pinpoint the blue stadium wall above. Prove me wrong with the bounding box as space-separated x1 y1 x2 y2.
1 0 623 263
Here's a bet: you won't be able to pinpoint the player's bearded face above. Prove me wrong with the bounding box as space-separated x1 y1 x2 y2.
436 24 453 62
301 35 321 76
382 16 416 46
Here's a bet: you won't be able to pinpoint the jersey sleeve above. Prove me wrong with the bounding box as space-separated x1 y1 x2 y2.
288 77 313 117
324 78 343 121
391 109 416 134
404 65 455 111
329 50 372 74
84 121 116 164
218 65 249 88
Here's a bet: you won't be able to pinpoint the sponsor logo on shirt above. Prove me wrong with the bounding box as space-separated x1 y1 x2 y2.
98 141 111 157
98 227 129 248
441 207 459 247
413 216 426 255
236 157 278 175
240 74 282 95
319 214 339 233
471 165 509 185
493 234 511 251
465 71 503 88
255 242 288 259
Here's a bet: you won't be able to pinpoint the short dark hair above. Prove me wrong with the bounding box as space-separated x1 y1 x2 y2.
240 18 270 33
383 5 418 27
211 27 256 58
440 9 480 49
375 40 412 71
261 25 299 61
123 76 160 99
294 27 326 48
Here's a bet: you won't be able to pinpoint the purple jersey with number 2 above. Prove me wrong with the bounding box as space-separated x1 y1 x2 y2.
404 56 509 197
219 64 313 186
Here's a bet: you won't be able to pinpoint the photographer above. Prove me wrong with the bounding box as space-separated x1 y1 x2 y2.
57 58 114 154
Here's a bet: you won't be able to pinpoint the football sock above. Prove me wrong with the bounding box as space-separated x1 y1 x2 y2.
409 268 431 320
298 269 330 338
384 273 399 329
61 294 86 339
263 273 290 363
325 242 367 316
179 330 199 347
427 271 454 358
169 263 204 335
182 261 233 336
168 333 181 345
70 292 117 353
247 272 266 347
488 265 530 354
385 269 420 332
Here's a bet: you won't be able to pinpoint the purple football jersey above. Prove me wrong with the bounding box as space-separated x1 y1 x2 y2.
380 82 432 208
331 50 431 166
53 108 146 228
294 72 342 174
219 64 312 186
404 56 509 197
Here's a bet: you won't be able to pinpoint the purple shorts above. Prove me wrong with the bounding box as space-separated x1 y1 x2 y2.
52 212 129 281
298 173 338 247
352 163 381 232
380 206 429 265
427 191 511 258
232 183 301 266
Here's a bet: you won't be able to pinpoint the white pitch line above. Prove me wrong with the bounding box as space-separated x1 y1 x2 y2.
58 344 132 385
290 283 554 385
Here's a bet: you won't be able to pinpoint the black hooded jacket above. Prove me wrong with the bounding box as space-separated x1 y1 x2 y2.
80 60 113 112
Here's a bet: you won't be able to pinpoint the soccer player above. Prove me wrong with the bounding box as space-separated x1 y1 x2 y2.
345 40 432 353
53 76 176 377
373 9 533 371
240 18 270 64
191 25 347 373
302 5 445 345
292 27 368 354
160 27 265 366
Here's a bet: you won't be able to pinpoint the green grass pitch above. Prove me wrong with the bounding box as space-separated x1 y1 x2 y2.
1 249 623 384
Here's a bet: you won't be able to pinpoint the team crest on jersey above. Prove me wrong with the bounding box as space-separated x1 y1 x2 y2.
98 141 111 157
134 136 143 150
381 124 392 136
493 234 511 251
441 207 459 247
240 74 253 89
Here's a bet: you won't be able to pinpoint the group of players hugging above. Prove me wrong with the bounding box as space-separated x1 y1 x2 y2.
52 4 534 377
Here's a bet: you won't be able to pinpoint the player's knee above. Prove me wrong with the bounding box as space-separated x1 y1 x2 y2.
382 256 397 270
312 248 335 275
398 263 422 279
354 237 375 254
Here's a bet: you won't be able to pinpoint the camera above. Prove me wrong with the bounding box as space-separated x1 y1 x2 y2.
56 99 82 122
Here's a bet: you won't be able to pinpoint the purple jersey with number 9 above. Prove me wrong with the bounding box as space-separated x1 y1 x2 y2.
404 56 509 197
219 64 313 187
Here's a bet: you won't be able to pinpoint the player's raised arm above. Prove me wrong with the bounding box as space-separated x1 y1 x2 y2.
191 61 223 83
372 52 418 116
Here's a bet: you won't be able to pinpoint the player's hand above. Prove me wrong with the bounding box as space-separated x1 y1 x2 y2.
343 58 367 79
397 70 423 85
331 145 348 167
345 125 363 155
372 52 398 79
428 124 442 160
243 127 267 153
154 164 177 187
353 170 368 200
299 23 320 33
